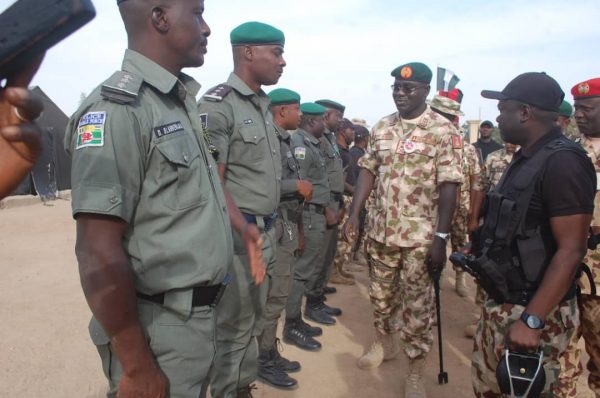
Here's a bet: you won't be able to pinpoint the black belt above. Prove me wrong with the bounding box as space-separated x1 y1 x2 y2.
305 203 326 214
505 284 577 306
137 275 230 308
242 212 278 232
330 192 343 202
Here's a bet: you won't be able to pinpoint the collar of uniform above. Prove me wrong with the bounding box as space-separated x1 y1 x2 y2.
122 49 201 97
298 128 320 145
518 126 562 159
275 124 291 141
394 105 430 124
226 72 270 109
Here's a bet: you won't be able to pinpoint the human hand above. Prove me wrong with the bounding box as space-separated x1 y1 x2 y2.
505 319 542 353
342 215 359 244
118 362 168 398
296 180 313 201
0 55 45 198
242 223 266 284
426 238 447 281
325 207 338 226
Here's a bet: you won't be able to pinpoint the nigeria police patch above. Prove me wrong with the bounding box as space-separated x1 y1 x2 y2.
76 111 106 149
294 147 306 160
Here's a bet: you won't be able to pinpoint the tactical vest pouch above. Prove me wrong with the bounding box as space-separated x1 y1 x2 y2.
477 255 511 303
516 230 547 283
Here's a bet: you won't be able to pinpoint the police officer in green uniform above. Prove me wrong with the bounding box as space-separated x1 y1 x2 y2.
283 102 330 351
305 99 345 323
255 88 313 389
197 21 285 398
65 2 264 397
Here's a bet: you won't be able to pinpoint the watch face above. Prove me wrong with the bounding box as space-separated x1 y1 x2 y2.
526 315 541 329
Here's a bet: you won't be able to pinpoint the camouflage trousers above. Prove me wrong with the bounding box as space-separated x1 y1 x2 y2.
333 196 353 275
367 239 434 359
451 205 469 253
472 298 579 397
555 247 600 397
554 294 600 397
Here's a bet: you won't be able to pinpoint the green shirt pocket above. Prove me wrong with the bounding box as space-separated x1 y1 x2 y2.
155 133 207 211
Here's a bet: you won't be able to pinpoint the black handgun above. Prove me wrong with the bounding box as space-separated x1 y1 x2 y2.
0 0 96 77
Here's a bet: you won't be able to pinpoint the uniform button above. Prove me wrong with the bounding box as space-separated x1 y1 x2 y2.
254 136 258 141
223 206 227 212
183 154 189 163
109 196 118 204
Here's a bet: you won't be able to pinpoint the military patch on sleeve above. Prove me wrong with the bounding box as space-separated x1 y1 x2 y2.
452 135 463 149
199 113 208 129
294 147 306 160
76 111 106 149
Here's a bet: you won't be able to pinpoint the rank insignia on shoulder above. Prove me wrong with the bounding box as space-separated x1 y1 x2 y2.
452 135 463 149
294 147 306 160
76 111 106 149
101 71 143 104
203 84 232 102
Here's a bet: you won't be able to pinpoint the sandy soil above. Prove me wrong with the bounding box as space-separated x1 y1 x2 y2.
0 198 593 397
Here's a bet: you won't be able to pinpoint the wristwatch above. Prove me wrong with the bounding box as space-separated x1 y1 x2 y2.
434 232 451 242
520 312 545 330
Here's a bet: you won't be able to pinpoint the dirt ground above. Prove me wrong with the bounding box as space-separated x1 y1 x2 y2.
0 198 594 397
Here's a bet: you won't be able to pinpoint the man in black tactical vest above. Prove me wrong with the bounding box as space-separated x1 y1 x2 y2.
466 72 596 397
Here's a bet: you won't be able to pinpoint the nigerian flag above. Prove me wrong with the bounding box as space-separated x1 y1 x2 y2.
436 67 460 91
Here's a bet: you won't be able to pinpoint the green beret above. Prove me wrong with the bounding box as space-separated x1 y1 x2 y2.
391 62 432 84
558 100 573 117
268 88 300 105
315 99 345 113
230 21 285 46
300 102 326 116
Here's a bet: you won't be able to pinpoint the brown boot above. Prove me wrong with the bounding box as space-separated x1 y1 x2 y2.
455 270 469 298
330 272 355 285
404 357 427 398
357 330 399 369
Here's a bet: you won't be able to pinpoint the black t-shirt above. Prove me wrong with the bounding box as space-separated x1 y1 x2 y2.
498 128 595 254
346 146 366 187
474 139 503 162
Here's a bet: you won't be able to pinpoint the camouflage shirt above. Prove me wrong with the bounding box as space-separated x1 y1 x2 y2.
358 106 463 248
458 144 483 210
481 148 513 193
579 136 600 292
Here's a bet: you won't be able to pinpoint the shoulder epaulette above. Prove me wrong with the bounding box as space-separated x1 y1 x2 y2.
203 84 232 102
101 71 143 104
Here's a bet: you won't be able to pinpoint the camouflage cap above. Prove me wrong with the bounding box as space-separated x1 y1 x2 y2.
268 88 300 105
391 62 432 84
300 102 327 116
429 95 464 116
315 99 345 113
558 100 573 117
230 21 285 46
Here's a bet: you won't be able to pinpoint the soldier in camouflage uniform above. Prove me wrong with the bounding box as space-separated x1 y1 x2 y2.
332 118 358 285
554 78 600 397
473 72 595 397
429 93 484 298
480 142 517 193
343 62 462 398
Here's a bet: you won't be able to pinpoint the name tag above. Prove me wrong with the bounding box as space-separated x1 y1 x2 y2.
154 121 184 138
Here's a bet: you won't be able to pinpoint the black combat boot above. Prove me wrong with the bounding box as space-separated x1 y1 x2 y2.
283 318 322 351
299 318 323 336
272 338 301 372
304 295 336 325
257 349 298 389
320 294 342 316
323 285 337 295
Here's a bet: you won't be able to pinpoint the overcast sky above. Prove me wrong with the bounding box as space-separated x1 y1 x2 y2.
3 0 599 127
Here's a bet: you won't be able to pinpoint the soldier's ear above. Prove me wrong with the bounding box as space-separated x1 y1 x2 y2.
151 6 169 33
